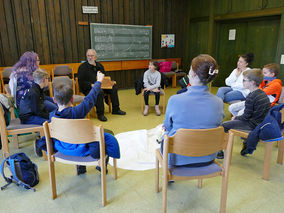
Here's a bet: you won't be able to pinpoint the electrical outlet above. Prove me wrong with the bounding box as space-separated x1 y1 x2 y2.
281 54 284 65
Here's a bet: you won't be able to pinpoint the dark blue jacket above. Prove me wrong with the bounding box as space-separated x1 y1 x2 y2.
247 103 284 153
19 83 49 122
38 82 120 159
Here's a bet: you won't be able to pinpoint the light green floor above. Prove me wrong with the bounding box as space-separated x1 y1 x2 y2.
1 87 284 213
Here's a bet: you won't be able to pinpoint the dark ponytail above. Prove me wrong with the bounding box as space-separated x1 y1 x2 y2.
241 53 254 64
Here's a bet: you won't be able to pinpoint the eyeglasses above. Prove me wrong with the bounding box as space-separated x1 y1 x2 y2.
87 55 95 57
243 79 250 82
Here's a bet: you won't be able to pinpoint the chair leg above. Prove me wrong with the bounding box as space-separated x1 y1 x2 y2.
198 179 202 188
162 171 168 213
155 155 160 193
220 174 229 213
277 139 284 164
1 136 10 158
263 142 273 180
101 158 107 206
48 160 57 199
141 91 144 113
113 158 117 180
162 94 165 114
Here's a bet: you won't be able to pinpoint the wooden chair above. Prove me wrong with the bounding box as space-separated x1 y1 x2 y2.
155 127 232 213
51 65 74 81
49 76 85 106
0 67 13 94
43 117 118 206
140 86 166 114
228 126 284 180
0 102 44 158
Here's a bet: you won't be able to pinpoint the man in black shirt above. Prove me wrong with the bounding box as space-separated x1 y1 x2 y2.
77 49 126 121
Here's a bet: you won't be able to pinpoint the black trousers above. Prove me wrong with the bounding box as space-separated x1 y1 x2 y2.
96 85 120 116
144 90 160 105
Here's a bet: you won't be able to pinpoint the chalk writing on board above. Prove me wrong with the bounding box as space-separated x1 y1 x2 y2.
90 23 152 61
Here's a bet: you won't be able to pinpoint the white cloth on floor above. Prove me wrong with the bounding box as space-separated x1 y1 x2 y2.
109 124 163 170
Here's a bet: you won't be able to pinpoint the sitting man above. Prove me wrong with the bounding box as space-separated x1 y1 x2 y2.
78 49 126 121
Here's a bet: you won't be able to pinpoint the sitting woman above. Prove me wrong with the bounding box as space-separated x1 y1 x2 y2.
163 54 224 166
216 53 254 103
9 51 57 112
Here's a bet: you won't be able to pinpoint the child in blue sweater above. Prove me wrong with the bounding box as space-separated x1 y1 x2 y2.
37 71 120 174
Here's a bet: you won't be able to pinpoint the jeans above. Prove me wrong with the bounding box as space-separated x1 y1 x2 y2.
44 96 58 112
222 119 254 133
216 87 245 103
144 90 160 105
22 115 48 125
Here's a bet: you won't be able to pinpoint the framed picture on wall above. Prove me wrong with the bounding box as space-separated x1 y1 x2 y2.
161 34 175 48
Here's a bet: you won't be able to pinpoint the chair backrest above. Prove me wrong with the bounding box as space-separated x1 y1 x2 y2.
52 65 73 80
46 117 103 144
50 76 75 96
2 67 13 79
165 127 225 157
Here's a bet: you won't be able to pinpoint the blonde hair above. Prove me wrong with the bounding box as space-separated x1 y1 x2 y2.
33 69 49 84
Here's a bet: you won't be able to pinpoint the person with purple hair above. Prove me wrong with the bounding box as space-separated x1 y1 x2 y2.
9 51 57 112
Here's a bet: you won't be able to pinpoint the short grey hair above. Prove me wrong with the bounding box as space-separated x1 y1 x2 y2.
86 49 97 56
33 69 49 84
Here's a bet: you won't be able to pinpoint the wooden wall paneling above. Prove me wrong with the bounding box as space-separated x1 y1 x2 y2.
128 0 135 25
117 0 124 24
60 0 73 62
13 0 27 55
53 0 65 64
214 0 230 15
30 0 45 62
82 0 90 54
0 1 11 66
144 0 151 25
231 0 262 13
75 0 86 62
266 0 284 9
123 0 130 24
246 17 280 67
163 0 171 59
113 0 119 23
139 0 145 25
101 0 108 23
275 7 284 81
38 0 51 64
107 0 113 23
68 0 79 62
21 0 34 51
3 0 18 65
134 0 140 25
93 0 101 23
45 0 57 64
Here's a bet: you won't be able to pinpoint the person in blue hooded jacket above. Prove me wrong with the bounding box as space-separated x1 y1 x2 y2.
36 71 120 175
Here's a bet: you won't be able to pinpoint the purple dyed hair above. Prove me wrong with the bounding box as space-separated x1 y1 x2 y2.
12 51 38 76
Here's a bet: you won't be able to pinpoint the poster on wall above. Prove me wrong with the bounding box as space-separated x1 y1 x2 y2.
161 34 175 48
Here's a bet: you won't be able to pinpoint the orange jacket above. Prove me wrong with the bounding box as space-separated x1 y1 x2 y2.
259 79 282 106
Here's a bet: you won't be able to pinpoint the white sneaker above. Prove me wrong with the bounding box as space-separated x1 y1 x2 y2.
143 105 149 116
155 105 161 116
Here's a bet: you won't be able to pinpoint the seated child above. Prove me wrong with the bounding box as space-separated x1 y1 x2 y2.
19 69 51 125
143 60 161 116
36 71 120 175
220 69 271 157
229 63 282 117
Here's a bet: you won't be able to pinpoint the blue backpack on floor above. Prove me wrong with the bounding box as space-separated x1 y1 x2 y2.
0 152 39 192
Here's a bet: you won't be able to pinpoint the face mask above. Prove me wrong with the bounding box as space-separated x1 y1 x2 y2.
264 76 276 82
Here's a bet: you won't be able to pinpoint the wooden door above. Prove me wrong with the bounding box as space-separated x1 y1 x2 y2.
214 16 280 86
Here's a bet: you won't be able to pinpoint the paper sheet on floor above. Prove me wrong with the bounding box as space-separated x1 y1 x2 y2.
109 124 163 171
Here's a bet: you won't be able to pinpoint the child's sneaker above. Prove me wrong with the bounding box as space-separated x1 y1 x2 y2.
155 105 161 116
33 137 42 157
76 165 87 175
96 155 109 174
143 105 149 116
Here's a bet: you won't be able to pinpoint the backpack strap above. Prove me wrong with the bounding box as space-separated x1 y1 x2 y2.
0 158 13 190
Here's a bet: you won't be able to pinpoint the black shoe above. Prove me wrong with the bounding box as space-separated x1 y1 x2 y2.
33 138 42 157
216 150 224 159
76 165 87 175
240 141 248 156
112 109 126 115
98 115 107 122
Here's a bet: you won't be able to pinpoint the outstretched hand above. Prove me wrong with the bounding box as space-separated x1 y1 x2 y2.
97 71 105 82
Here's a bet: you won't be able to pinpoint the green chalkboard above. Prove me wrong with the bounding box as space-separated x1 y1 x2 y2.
90 23 152 61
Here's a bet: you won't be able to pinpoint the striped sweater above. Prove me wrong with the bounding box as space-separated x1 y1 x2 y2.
235 89 270 128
